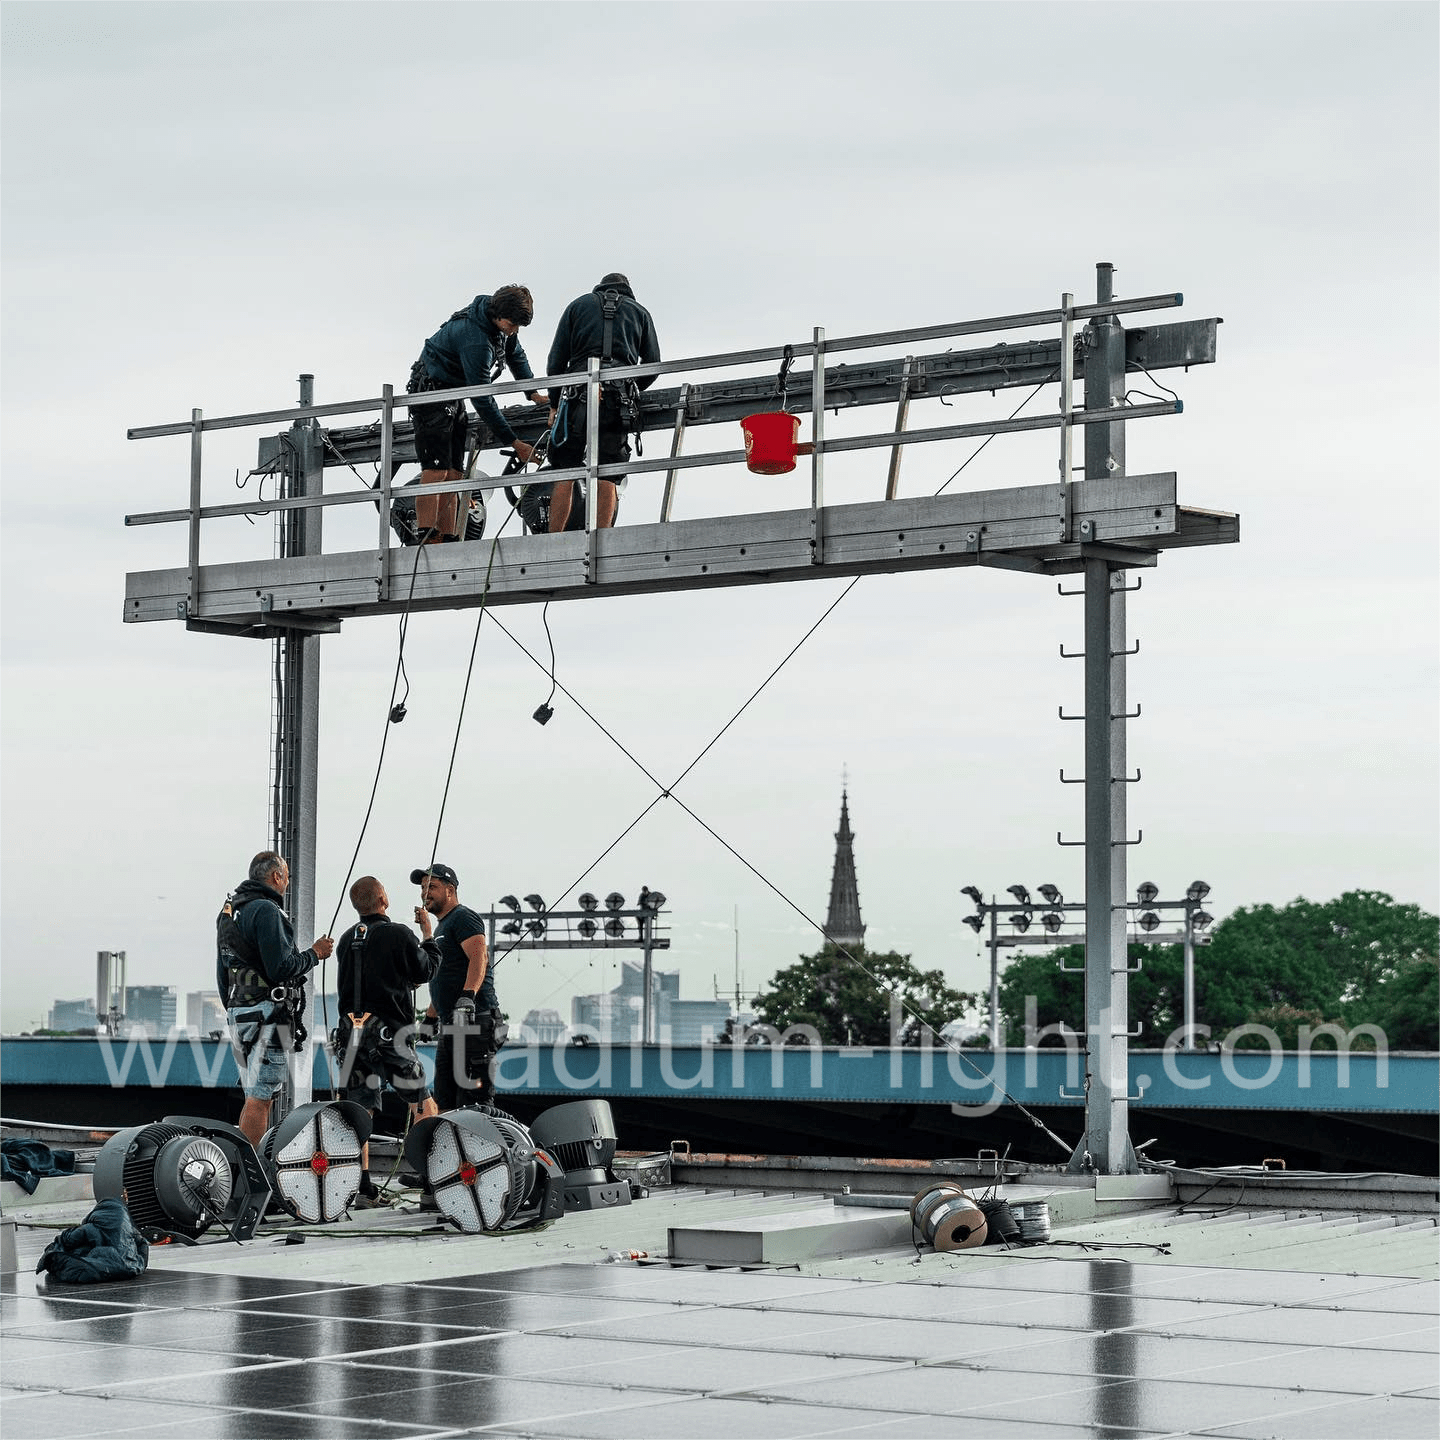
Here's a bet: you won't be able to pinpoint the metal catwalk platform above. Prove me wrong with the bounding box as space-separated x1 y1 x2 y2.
122 267 1240 1178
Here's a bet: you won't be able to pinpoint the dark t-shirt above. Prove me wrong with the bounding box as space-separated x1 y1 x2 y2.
335 913 440 1032
429 903 497 1019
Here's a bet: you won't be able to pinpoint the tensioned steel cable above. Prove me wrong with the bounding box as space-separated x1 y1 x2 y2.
478 382 1077 1150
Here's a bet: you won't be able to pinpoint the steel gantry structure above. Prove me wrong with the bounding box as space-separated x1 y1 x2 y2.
124 263 1236 1173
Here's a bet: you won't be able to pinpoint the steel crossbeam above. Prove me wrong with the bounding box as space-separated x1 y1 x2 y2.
124 475 1237 633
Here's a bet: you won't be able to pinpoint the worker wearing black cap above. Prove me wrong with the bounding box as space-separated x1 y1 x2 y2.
411 863 500 1109
528 272 661 534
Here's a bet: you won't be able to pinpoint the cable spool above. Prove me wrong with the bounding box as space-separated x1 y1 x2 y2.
911 1183 987 1251
1010 1199 1052 1244
978 1196 1020 1245
909 1181 966 1228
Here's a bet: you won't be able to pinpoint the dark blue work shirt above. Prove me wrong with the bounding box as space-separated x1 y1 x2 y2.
419 294 535 444
429 903 497 1020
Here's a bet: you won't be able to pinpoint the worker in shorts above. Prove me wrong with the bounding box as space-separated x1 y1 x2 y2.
333 875 441 1203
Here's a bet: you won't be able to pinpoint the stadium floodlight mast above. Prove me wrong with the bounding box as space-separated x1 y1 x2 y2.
960 880 1216 1048
476 887 672 1045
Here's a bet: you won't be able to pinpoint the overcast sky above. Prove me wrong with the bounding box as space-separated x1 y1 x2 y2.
2 1 1436 1036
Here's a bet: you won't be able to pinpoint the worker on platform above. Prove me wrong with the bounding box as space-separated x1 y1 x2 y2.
407 285 550 542
527 272 661 534
412 863 505 1110
216 851 334 1147
332 875 441 1204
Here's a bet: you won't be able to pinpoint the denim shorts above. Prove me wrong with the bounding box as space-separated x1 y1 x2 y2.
228 1001 290 1101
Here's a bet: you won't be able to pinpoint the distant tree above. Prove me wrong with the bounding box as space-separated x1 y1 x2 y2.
750 943 975 1046
996 891 1438 1049
996 942 1179 1046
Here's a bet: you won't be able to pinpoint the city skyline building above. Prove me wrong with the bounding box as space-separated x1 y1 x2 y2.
572 962 731 1044
123 984 176 1036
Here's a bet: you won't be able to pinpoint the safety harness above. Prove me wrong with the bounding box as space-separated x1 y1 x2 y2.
216 894 308 1050
552 290 644 456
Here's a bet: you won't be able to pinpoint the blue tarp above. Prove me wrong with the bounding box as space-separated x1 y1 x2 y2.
36 1198 149 1283
1 1138 76 1194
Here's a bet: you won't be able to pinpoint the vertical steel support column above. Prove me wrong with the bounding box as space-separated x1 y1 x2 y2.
987 904 1001 1048
1084 263 1127 481
272 387 323 1117
376 383 393 602
1182 904 1197 1048
1058 298 1073 541
810 327 825 564
1068 560 1135 1173
641 917 655 1046
584 356 601 583
186 410 203 617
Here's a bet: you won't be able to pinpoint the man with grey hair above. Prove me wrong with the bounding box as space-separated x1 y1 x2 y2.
216 851 334 1146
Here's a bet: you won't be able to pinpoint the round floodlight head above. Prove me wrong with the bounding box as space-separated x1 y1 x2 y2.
499 894 521 912
605 891 625 911
1042 911 1063 933
523 893 546 912
1006 885 1031 907
962 915 984 933
502 919 523 936
1038 884 1063 905
578 917 598 939
1136 881 1159 905
1138 911 1161 932
403 1110 532 1234
1193 910 1214 930
262 1100 371 1223
1186 880 1211 902
525 917 546 937
604 916 625 938
639 888 666 911
1009 912 1032 933
960 885 983 906
578 892 599 912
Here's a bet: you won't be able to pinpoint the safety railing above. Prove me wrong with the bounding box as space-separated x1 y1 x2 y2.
126 291 1185 590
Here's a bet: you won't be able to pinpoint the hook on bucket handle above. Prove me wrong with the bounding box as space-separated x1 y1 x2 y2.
776 343 794 412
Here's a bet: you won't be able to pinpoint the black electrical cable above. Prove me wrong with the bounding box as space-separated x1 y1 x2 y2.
314 536 430 1079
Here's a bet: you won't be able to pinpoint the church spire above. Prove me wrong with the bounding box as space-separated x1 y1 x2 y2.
824 783 866 949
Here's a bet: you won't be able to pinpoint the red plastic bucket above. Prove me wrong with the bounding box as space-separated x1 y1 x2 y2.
741 411 803 475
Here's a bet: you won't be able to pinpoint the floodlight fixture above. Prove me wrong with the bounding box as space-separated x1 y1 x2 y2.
578 918 598 939
578 893 599 912
499 895 521 912
1006 885 1031 907
523 893 546 912
960 885 984 906
502 919 523 936
605 891 625 911
1186 880 1211 902
639 887 666 912
1038 884 1063 905
94 1116 269 1242
260 1101 372 1223
1193 911 1214 930
1136 881 1159 905
1138 911 1161 932
1009 912 1032 933
525 918 546 938
962 915 984 933
604 917 626 938
1042 912 1063 933
403 1107 564 1235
